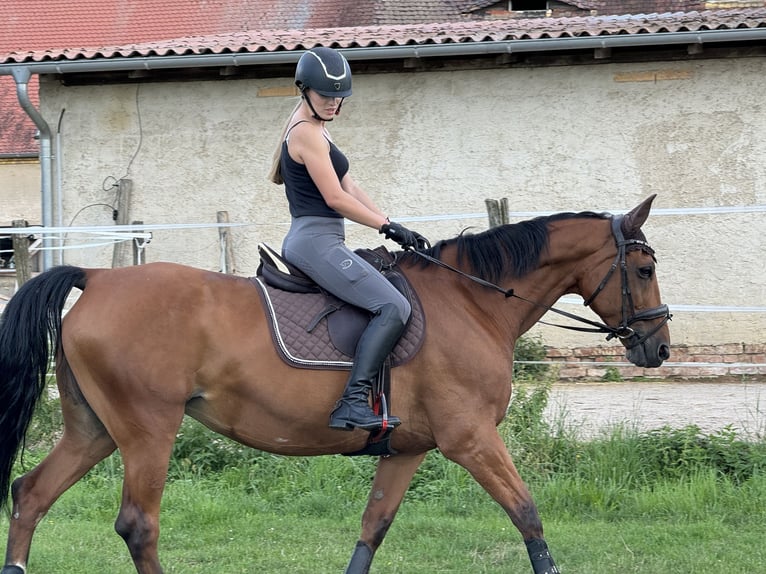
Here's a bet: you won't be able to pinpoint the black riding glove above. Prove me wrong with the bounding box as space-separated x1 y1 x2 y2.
379 221 430 251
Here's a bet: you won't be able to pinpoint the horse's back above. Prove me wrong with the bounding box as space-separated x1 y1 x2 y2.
74 262 259 318
62 263 269 398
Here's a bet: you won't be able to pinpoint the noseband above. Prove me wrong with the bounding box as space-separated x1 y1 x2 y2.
407 215 671 349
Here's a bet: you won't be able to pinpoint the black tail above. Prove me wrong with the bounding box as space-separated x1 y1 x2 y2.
0 265 86 512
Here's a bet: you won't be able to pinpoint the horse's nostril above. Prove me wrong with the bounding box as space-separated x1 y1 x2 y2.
658 344 670 361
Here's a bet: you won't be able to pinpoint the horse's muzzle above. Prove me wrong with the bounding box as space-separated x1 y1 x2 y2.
621 306 672 368
626 338 670 368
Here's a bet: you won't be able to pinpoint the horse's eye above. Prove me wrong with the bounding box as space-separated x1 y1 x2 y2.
638 265 654 279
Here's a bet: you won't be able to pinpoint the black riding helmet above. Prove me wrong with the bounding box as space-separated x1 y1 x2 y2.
295 47 352 98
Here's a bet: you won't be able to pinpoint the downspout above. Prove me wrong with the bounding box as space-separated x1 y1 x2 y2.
11 66 53 270
55 109 65 265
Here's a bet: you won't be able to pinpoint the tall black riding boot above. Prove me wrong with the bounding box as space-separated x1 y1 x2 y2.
329 303 405 431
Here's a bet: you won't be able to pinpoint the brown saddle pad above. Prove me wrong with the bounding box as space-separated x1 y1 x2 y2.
251 260 425 371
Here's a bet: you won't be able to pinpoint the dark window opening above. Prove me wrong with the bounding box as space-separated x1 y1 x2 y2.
511 0 547 10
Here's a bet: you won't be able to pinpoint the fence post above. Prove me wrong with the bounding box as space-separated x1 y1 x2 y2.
12 219 31 287
131 220 145 265
111 178 133 268
217 211 237 274
485 198 510 228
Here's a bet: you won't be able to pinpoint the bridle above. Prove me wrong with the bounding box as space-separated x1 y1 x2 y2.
406 215 671 349
576 215 672 348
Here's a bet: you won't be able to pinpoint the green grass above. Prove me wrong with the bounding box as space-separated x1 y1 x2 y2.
3 366 766 572
4 470 766 573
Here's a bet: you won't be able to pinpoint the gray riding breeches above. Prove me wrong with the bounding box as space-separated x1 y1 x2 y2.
282 215 411 324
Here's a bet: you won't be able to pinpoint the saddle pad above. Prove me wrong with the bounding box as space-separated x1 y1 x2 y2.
252 277 425 371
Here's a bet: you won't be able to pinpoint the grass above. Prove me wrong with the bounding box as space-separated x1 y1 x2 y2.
4 469 766 573
3 357 766 572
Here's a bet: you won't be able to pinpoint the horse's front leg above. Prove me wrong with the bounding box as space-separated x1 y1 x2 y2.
345 452 426 574
439 427 559 574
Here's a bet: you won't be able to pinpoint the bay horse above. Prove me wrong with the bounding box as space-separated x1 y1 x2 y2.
0 195 670 574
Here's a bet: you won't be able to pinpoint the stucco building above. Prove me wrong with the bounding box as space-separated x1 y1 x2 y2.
1 2 764 376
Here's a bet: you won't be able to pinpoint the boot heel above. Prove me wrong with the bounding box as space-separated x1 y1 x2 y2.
328 417 356 431
328 401 358 431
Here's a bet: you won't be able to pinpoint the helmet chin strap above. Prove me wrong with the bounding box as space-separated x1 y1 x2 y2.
301 90 343 122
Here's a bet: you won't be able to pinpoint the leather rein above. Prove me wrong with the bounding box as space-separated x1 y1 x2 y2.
405 215 671 349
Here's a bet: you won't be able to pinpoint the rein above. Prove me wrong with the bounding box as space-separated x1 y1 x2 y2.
406 215 671 348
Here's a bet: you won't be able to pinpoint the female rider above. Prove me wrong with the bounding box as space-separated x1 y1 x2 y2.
268 47 428 431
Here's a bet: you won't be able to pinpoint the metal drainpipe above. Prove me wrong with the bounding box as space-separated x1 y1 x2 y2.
55 109 66 265
11 66 53 270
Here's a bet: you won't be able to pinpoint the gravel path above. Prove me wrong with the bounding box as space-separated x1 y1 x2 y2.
544 379 766 439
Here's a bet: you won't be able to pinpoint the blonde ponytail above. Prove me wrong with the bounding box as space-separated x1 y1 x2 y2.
268 100 302 185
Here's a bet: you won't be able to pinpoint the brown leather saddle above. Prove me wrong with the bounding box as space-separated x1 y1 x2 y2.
250 243 425 371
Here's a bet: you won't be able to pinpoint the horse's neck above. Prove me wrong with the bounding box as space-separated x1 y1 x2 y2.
405 218 610 340
496 219 612 335
513 219 612 330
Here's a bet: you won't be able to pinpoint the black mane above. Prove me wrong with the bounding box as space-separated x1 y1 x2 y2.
402 211 610 283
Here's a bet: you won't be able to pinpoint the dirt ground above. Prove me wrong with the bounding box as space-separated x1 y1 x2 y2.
545 377 766 439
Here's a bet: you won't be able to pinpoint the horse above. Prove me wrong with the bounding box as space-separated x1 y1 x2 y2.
0 195 670 574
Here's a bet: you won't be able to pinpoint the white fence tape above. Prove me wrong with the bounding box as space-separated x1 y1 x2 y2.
2 208 763 315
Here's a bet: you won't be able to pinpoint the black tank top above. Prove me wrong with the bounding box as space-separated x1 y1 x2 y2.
281 121 349 218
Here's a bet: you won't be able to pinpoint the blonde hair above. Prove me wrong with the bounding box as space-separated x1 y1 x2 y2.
268 100 303 185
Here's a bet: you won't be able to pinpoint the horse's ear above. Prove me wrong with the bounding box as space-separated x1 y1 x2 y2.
621 194 656 235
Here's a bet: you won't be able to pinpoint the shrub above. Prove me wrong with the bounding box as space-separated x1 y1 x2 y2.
513 335 550 381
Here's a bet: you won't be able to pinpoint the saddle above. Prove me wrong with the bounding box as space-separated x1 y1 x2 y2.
251 243 425 369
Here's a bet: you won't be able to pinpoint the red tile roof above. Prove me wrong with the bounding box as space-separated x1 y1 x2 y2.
3 2 758 59
0 0 481 54
3 8 765 64
0 76 38 156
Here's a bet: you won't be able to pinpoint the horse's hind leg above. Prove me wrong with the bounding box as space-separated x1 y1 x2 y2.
3 367 116 573
107 404 184 574
345 453 426 574
439 427 559 574
112 431 182 574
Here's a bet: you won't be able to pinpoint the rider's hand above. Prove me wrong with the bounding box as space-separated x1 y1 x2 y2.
379 221 430 251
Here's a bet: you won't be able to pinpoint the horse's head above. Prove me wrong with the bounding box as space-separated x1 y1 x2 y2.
581 195 671 368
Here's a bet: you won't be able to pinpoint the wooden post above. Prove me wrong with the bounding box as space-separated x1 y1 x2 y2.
111 179 132 268
12 219 31 287
499 197 509 225
485 198 510 228
131 220 145 265
485 199 500 228
217 211 236 274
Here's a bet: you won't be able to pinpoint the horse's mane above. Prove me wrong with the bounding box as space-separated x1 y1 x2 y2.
401 211 610 283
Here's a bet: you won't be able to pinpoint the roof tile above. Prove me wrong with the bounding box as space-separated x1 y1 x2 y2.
4 8 765 64
0 76 38 156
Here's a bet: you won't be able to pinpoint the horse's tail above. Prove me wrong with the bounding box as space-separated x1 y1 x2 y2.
0 265 87 512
